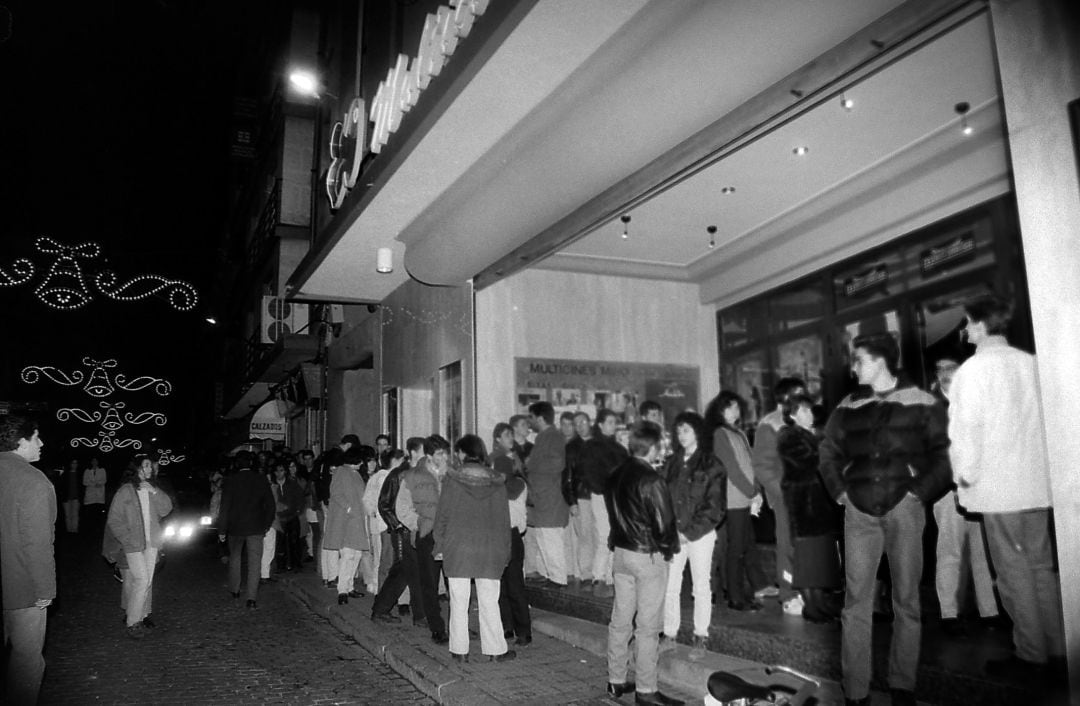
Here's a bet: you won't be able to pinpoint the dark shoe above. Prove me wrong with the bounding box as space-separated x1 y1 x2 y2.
230 591 240 599
689 635 707 660
397 604 411 615
525 572 545 583
727 600 762 612
514 635 532 647
324 579 337 589
985 654 1045 680
504 629 515 639
259 577 277 585
451 652 469 663
634 691 684 705
125 624 147 640
890 689 917 706
940 617 968 638
539 579 567 589
246 599 257 609
347 589 364 598
607 681 636 698
338 593 349 605
489 650 516 662
304 555 314 563
432 631 449 645
141 616 156 629
372 611 402 624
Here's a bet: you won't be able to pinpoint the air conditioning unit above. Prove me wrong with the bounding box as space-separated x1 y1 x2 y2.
261 296 309 343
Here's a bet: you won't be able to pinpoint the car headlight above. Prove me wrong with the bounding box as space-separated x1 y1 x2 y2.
199 516 212 526
178 525 194 540
163 524 177 538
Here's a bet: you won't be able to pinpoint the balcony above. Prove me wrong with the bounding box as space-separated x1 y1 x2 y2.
224 318 320 420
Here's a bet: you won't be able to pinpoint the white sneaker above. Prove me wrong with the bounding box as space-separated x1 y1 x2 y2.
754 585 780 599
782 594 805 615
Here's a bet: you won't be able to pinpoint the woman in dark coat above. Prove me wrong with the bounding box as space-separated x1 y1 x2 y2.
433 435 513 663
778 394 842 622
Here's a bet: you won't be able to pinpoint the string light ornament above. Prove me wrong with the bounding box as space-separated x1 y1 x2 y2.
55 402 167 430
22 358 172 398
71 430 141 453
0 236 198 311
156 449 186 466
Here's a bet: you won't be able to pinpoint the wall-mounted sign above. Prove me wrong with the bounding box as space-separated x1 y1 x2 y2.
514 357 699 428
249 400 287 442
324 0 488 210
920 233 976 275
841 264 889 299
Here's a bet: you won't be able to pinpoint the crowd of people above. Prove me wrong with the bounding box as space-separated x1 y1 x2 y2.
0 295 1066 706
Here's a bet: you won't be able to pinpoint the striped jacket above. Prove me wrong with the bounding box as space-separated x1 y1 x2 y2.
819 381 951 517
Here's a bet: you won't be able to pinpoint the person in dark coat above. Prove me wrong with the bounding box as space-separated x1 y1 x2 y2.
218 450 276 608
490 423 532 646
434 435 513 662
271 461 306 572
778 394 842 623
323 446 369 604
525 402 568 587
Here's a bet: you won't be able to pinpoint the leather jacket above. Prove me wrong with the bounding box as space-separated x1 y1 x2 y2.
605 456 679 560
377 465 407 532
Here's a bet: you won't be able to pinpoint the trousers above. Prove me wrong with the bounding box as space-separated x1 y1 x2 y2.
608 548 668 694
449 577 507 656
933 491 997 619
663 531 716 637
499 528 531 637
125 546 159 626
228 533 264 601
3 606 47 706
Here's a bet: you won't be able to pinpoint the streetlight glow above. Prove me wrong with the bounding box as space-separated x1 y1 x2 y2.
288 69 320 97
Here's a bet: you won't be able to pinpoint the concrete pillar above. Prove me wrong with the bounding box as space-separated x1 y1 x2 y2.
990 0 1080 695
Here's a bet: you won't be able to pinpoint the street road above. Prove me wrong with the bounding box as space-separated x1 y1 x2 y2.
38 532 434 705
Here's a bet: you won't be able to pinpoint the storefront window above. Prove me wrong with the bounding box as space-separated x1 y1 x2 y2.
439 362 462 443
774 335 824 398
720 300 768 349
769 284 824 332
722 349 768 427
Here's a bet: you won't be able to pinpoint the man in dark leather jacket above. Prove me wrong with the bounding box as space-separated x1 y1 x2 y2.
372 437 425 622
604 422 683 706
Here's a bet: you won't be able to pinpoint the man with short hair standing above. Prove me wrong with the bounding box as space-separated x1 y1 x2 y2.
526 402 569 588
0 415 53 706
605 421 683 706
948 296 1065 680
820 333 951 706
218 450 276 609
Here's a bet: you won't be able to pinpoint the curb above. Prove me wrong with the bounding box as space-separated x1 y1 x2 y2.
283 578 492 705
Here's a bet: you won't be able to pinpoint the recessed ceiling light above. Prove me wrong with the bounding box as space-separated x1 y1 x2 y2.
840 93 854 111
793 146 809 156
720 186 736 195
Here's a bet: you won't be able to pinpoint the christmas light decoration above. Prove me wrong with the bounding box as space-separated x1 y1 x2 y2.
22 358 172 398
156 449 186 466
71 430 141 453
0 258 34 287
0 236 199 311
56 402 167 432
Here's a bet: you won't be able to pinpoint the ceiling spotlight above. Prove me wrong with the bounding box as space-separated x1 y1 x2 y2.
954 101 973 136
288 69 321 98
720 186 736 195
205 316 217 325
792 146 809 156
620 214 631 240
840 93 854 111
707 225 717 249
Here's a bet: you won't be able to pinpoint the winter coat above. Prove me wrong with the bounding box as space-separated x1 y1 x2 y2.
323 466 368 551
819 380 951 517
712 426 757 510
106 482 173 554
778 425 841 538
525 426 568 527
218 468 276 537
662 447 727 541
401 459 441 538
433 462 511 579
0 452 57 609
272 477 306 525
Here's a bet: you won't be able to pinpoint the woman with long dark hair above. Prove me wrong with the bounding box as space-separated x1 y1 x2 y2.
106 453 172 638
660 411 726 659
705 391 769 612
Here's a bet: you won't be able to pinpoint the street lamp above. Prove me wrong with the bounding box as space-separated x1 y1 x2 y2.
288 68 321 98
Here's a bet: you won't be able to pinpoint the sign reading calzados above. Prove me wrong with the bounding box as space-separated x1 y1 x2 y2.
326 0 489 209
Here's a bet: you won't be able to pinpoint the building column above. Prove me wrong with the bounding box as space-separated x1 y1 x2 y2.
990 0 1080 693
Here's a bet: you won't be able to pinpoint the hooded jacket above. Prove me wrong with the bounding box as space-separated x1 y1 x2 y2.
433 462 510 579
606 456 679 560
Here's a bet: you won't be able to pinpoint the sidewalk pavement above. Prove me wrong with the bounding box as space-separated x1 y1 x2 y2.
279 570 902 705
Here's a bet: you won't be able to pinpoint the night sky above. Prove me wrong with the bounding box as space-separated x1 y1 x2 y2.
1 1 257 466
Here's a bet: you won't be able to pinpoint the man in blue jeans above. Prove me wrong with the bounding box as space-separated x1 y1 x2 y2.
605 422 683 706
820 333 951 706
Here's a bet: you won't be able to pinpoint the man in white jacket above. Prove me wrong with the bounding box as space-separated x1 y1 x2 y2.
948 295 1065 682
